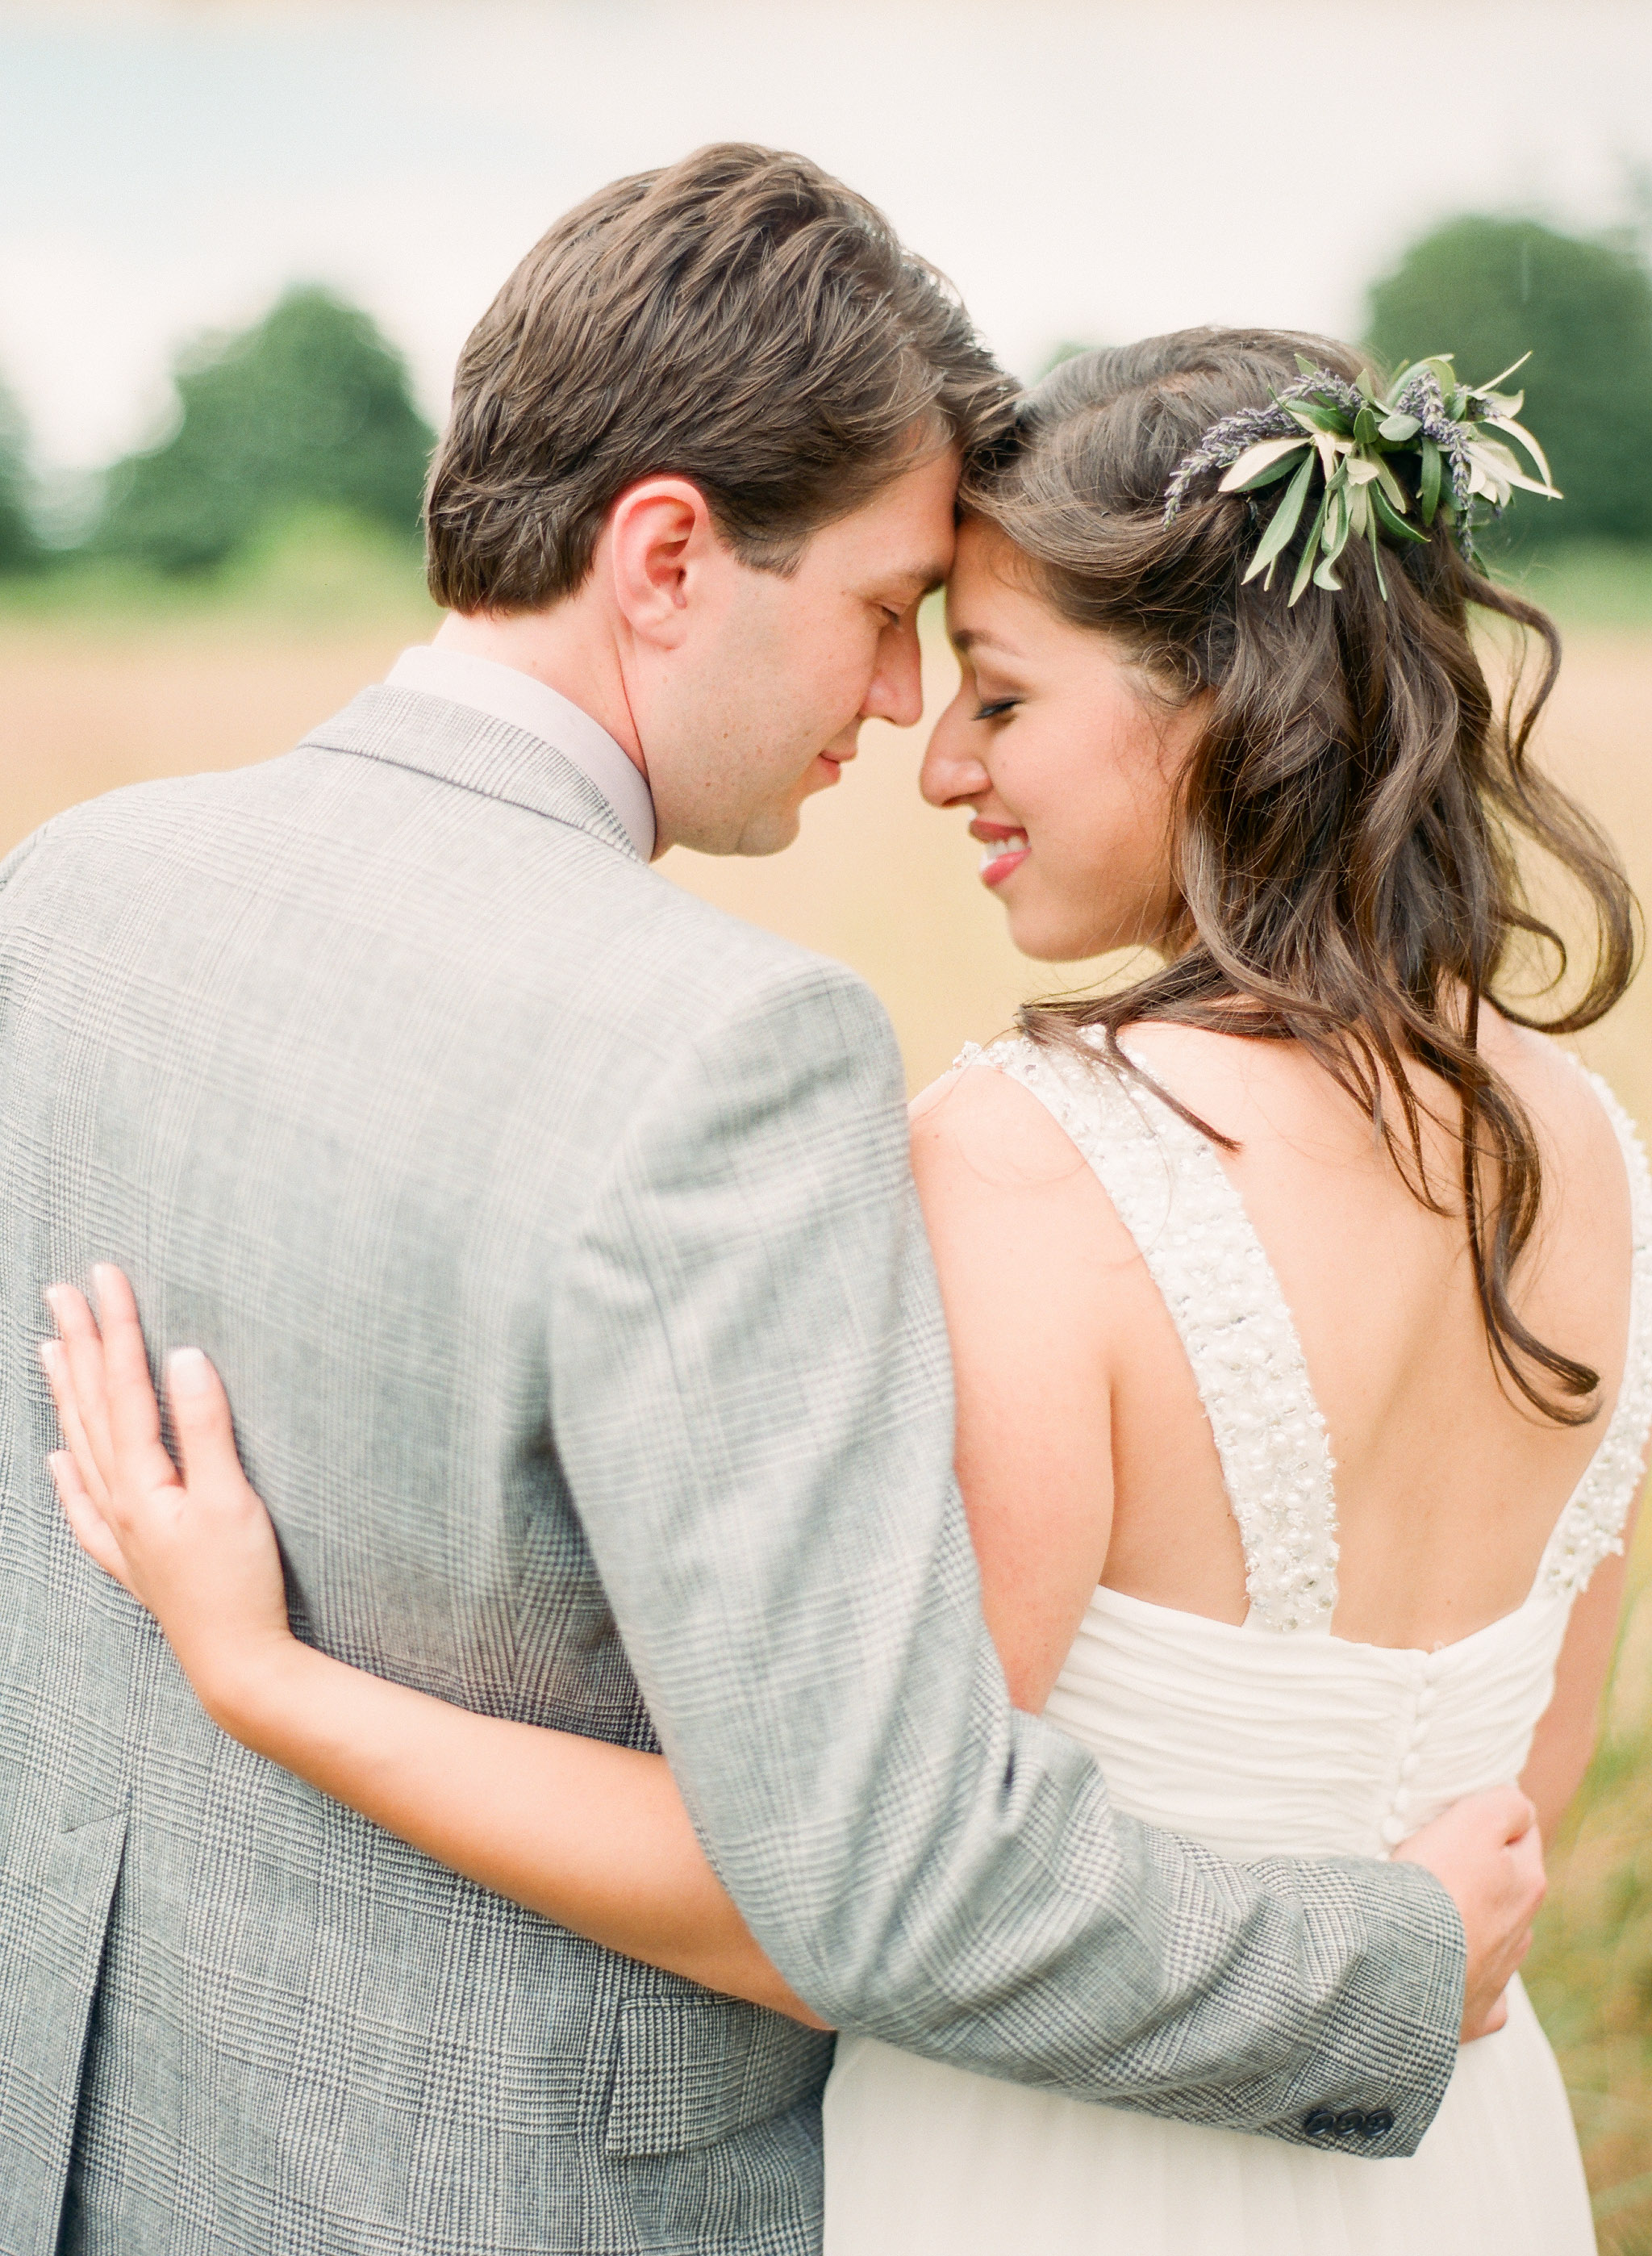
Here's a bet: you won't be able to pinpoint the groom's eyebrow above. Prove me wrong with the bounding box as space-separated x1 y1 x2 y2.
896 562 949 599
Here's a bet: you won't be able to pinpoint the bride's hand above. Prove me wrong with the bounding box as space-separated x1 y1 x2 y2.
41 1266 297 1726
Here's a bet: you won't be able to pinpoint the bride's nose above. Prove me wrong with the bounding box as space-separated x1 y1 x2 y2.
920 696 991 809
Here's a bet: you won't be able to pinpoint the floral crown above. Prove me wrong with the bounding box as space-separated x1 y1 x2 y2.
1161 353 1559 603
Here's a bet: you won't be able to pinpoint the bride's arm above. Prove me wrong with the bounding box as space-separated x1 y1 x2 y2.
1519 1517 1642 1845
42 1272 822 2028
906 1063 1119 1711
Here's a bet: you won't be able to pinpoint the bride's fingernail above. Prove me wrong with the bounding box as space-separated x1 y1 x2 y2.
167 1347 213 1396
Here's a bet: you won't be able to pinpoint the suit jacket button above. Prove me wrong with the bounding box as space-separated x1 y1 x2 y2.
1303 2108 1337 2137
1364 2108 1395 2136
1334 2108 1367 2137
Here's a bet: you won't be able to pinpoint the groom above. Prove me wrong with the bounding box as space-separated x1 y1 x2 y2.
0 145 1541 2256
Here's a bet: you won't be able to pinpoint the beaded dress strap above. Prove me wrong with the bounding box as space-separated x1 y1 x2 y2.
961 1034 1340 1633
1534 1069 1652 1602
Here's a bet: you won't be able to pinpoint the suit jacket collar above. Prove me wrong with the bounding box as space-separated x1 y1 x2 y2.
302 685 641 863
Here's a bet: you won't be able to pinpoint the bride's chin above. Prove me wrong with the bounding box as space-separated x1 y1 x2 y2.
1007 922 1111 966
1004 884 1182 966
1001 896 1133 964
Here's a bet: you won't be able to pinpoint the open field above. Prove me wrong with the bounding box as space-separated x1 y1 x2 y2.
9 565 1652 1098
4 549 1652 2238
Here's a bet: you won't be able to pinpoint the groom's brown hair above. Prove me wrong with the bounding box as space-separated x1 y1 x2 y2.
425 143 1012 612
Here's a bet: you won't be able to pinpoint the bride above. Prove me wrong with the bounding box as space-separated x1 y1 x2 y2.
44 328 1643 2253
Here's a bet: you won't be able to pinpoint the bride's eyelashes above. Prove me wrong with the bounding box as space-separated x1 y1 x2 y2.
974 697 1020 723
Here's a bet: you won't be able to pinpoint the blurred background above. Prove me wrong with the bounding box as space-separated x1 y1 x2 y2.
3 0 1651 2237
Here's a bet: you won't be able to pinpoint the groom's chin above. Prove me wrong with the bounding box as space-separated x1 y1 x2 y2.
734 817 804 859
729 796 813 859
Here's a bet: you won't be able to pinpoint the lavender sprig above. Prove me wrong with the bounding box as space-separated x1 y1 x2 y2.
1391 370 1475 524
1162 401 1299 522
1162 370 1366 524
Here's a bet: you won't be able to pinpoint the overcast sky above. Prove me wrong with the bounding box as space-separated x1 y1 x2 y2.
2 0 1649 471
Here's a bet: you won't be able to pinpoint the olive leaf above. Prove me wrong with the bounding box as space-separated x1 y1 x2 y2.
1481 414 1558 495
1219 436 1312 493
1371 486 1429 545
1287 399 1350 436
1289 487 1332 605
1241 448 1317 584
1372 453 1411 515
1473 352 1533 398
1367 509 1390 602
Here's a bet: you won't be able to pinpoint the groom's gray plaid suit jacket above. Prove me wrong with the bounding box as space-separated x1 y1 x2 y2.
0 687 1466 2256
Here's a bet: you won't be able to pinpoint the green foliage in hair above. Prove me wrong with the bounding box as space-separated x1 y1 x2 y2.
1164 353 1560 603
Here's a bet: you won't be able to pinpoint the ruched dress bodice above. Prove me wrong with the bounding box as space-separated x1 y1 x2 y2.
1047 1579 1574 1865
825 1032 1652 2256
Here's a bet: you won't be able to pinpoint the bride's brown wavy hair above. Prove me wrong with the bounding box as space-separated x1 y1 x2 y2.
965 326 1638 1424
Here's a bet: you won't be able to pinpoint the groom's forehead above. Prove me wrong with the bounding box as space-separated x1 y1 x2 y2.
856 542 952 603
846 448 961 587
884 547 953 594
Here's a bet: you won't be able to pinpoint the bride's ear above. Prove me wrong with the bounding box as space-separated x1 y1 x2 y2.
605 478 721 652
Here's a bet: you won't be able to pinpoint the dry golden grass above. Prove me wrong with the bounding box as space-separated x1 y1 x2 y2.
5 593 1651 2230
0 609 1085 1087
2 616 426 854
1533 1535 1652 2250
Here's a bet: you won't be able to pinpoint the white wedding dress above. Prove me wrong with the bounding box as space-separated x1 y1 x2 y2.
824 1034 1652 2256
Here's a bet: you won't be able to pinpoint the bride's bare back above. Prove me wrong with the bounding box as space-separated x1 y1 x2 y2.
910 1010 1639 1820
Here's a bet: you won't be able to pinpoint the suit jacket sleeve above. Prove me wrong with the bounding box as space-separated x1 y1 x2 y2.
547 951 1467 2152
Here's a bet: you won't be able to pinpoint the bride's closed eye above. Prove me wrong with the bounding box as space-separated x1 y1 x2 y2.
974 697 1020 722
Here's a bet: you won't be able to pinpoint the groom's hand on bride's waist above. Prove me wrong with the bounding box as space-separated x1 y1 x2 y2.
1393 1785 1546 2041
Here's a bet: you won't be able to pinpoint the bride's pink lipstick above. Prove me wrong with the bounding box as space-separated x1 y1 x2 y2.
971 821 1029 888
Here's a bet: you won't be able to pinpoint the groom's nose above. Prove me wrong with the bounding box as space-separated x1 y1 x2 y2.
861 612 925 730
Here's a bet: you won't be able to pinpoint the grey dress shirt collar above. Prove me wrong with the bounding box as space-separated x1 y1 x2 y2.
384 645 657 862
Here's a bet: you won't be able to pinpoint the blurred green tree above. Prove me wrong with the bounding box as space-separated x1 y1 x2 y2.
0 379 39 573
98 286 435 574
1365 215 1652 545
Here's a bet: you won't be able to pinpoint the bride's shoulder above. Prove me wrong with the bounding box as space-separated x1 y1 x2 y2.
907 1042 1142 1299
908 1041 1091 1189
908 1021 1220 1179
1479 1009 1635 1190
1481 1005 1600 1101
1116 1009 1631 1168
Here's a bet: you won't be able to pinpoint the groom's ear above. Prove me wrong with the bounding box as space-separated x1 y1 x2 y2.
606 478 724 651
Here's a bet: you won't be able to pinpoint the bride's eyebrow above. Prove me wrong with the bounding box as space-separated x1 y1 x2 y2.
949 627 1024 662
